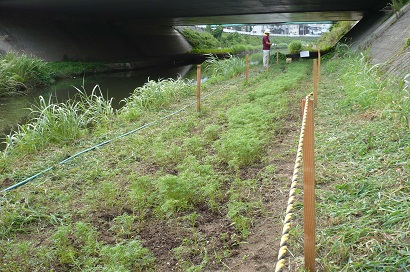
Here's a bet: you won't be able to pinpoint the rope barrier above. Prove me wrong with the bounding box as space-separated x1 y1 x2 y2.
1 84 226 193
274 93 313 272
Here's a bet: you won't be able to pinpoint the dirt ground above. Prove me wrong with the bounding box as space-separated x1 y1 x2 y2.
135 122 301 271
222 129 299 271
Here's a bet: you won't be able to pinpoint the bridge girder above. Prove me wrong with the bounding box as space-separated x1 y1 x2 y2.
0 0 392 63
0 0 390 25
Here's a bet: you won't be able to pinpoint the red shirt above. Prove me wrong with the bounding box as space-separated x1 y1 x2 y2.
263 35 271 50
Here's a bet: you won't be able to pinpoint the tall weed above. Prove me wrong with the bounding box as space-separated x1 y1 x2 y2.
120 77 193 120
316 21 353 51
327 49 410 128
4 96 85 153
3 85 115 154
74 84 115 127
0 52 51 96
204 55 245 78
310 47 410 271
0 68 25 96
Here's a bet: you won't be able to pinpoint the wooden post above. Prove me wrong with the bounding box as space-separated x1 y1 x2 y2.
245 54 249 82
313 59 318 107
276 48 279 64
318 50 321 82
196 64 201 112
303 98 315 272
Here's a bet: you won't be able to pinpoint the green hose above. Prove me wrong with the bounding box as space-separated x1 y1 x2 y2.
2 87 221 193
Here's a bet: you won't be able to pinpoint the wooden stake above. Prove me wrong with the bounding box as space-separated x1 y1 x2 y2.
245 54 249 82
196 64 201 112
276 48 279 64
303 98 315 272
313 59 318 107
318 50 321 82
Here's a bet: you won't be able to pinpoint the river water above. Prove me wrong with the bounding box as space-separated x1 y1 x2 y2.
0 64 205 148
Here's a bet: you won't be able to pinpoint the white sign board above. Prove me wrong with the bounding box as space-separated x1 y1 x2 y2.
300 51 310 58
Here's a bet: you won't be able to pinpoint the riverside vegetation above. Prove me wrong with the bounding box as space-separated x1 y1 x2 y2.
0 42 409 271
0 52 110 98
0 30 314 98
179 26 318 55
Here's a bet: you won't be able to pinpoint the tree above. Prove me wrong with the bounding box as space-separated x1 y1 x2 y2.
211 25 224 40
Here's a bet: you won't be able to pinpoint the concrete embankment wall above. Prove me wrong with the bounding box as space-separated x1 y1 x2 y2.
368 4 410 77
348 3 410 78
0 17 192 65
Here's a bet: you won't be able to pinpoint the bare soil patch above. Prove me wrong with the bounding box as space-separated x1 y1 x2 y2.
221 126 299 271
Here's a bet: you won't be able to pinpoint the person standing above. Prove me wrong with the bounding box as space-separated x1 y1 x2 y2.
262 29 272 69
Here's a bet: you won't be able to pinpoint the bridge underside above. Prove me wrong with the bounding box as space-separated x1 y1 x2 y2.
0 0 391 63
0 18 192 64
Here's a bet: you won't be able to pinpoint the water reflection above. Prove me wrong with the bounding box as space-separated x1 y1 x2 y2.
0 64 206 148
47 64 196 109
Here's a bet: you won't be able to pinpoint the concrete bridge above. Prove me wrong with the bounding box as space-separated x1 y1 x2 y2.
0 0 391 65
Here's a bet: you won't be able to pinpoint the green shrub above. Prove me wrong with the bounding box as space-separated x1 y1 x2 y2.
288 41 303 53
277 42 288 48
203 124 220 142
231 44 247 53
316 21 353 50
227 200 252 237
180 28 220 49
155 175 193 217
389 0 405 13
128 176 157 220
0 52 51 96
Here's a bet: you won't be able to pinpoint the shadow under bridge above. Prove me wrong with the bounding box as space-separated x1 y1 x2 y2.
0 0 391 64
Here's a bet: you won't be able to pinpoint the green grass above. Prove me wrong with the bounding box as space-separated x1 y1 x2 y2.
286 47 409 271
314 48 409 271
0 55 312 270
179 27 318 55
204 55 246 80
120 77 193 120
1 46 409 271
315 21 353 51
0 52 110 97
47 61 110 79
3 84 116 154
389 0 410 14
0 52 52 97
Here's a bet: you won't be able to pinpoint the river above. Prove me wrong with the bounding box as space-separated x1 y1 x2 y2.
0 64 206 149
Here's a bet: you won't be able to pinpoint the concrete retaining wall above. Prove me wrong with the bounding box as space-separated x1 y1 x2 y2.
0 17 192 65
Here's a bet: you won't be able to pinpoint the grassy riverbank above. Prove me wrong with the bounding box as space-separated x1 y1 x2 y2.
289 49 410 271
0 29 319 98
0 52 110 98
1 47 409 271
178 27 319 55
